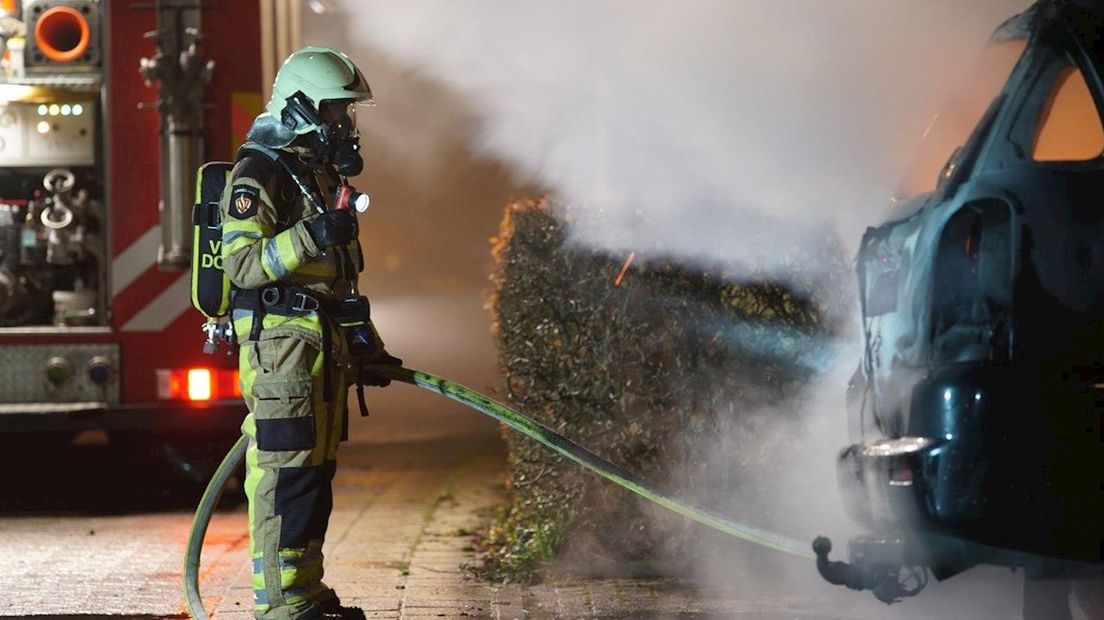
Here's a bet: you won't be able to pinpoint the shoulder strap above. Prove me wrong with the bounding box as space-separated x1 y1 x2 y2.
238 142 327 214
196 161 234 210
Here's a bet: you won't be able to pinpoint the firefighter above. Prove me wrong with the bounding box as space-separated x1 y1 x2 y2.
221 46 396 620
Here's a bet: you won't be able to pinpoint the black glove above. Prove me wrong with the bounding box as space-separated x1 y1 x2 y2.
307 209 357 249
357 351 403 388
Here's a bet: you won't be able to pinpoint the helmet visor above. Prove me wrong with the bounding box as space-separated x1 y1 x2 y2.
319 99 358 138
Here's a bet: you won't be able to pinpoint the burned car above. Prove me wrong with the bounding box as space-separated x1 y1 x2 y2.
814 0 1104 608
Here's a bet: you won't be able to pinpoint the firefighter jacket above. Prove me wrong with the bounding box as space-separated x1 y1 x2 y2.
220 150 364 299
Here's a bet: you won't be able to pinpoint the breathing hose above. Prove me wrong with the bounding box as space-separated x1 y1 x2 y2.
184 366 814 619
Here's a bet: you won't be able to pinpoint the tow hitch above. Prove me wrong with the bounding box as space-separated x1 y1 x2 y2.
812 535 929 604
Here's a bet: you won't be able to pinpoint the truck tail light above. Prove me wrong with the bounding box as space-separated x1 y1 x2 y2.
157 367 243 401
187 368 212 401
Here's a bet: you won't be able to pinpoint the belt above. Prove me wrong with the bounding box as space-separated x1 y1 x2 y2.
234 286 370 322
234 286 327 316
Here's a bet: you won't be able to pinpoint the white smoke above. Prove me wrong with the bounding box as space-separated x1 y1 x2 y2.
304 2 1077 616
324 0 1028 276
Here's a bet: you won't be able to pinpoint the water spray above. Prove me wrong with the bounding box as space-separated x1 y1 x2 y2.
184 365 814 620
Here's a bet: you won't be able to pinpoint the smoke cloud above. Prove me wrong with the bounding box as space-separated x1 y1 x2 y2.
325 0 1028 277
303 1 1094 617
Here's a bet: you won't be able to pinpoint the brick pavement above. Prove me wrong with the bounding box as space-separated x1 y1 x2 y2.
200 433 807 620
1 430 1032 620
191 434 1033 620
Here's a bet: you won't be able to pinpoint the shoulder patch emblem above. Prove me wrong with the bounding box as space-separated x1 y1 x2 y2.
229 185 260 220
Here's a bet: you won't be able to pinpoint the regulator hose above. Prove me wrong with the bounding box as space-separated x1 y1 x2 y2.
184 366 813 619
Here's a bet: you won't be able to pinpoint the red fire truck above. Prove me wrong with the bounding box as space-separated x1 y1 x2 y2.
0 0 277 477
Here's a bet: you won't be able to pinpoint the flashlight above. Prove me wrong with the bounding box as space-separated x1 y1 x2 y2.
335 184 370 213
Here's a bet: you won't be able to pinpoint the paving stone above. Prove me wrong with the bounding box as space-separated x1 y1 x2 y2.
2 432 1032 619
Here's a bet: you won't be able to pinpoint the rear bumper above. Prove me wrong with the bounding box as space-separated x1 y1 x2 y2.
839 363 1104 562
0 399 247 433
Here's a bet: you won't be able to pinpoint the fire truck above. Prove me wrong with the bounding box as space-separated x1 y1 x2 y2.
0 0 295 478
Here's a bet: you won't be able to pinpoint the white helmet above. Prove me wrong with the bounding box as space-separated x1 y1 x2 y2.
266 46 372 135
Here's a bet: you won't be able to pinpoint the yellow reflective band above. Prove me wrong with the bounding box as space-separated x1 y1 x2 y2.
240 345 258 400
222 233 259 255
277 548 305 560
259 228 306 280
232 316 254 346
224 230 263 245
275 228 304 272
259 239 280 280
243 430 261 557
223 220 273 260
190 225 204 312
223 219 274 236
279 566 323 588
282 592 307 605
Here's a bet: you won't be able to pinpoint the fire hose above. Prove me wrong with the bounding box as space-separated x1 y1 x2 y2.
184 365 815 619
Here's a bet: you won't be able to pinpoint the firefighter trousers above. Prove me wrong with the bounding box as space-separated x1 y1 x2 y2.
236 315 349 620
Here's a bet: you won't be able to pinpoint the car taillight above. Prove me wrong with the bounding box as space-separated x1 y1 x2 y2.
157 367 243 401
889 467 914 487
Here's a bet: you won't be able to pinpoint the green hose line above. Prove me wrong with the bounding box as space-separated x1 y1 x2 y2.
184 434 247 620
376 366 814 559
184 366 812 618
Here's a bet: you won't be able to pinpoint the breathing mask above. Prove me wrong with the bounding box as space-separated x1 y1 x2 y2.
282 92 365 177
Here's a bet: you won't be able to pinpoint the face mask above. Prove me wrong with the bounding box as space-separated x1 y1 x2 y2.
331 136 363 176
318 101 363 177
284 94 366 176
